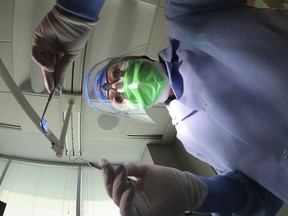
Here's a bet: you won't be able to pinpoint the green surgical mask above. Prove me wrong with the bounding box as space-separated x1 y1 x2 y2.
122 60 169 109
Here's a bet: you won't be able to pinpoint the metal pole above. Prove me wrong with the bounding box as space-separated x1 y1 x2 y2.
58 101 74 157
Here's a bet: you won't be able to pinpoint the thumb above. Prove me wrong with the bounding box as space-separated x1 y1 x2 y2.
113 165 130 206
113 166 141 216
32 42 57 73
42 68 55 93
119 182 140 216
124 162 148 179
54 53 77 91
98 159 115 198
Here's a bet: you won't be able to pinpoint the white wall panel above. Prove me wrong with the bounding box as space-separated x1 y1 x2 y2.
0 130 62 162
146 6 168 59
140 145 154 164
0 43 13 92
84 0 157 75
12 0 36 88
0 92 21 126
0 0 14 41
81 101 129 139
109 0 156 56
81 137 147 163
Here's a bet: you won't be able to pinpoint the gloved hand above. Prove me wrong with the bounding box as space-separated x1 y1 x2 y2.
98 159 208 216
32 6 95 92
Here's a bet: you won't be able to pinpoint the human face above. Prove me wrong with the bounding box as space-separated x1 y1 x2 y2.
105 58 169 110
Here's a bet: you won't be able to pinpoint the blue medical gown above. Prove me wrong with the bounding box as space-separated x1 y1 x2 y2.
159 0 288 207
56 0 104 21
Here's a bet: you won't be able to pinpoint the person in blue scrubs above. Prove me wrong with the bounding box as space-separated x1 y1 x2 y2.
32 0 288 215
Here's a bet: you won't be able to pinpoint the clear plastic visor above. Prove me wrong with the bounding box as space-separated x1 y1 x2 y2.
84 58 155 123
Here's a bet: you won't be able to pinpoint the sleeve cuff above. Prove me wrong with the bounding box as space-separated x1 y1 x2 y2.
56 0 105 21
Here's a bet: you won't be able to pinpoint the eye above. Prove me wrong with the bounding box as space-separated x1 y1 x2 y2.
113 69 122 80
114 93 124 103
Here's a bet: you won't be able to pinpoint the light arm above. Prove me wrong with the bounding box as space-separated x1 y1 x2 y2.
0 59 71 158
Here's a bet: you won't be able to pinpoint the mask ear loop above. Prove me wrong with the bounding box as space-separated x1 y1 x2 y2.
68 150 101 170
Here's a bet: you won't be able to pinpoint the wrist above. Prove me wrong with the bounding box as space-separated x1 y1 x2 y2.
56 0 105 21
196 173 247 215
183 172 209 211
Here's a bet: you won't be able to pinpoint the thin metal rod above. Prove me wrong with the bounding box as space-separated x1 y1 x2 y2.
41 87 56 120
76 166 82 216
0 159 11 187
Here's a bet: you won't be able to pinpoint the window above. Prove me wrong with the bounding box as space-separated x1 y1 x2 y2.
81 167 120 216
0 161 78 216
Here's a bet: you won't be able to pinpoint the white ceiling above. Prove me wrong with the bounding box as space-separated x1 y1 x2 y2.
0 0 176 164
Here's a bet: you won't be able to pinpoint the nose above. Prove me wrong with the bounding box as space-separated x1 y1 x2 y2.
111 78 124 93
102 78 121 92
116 82 124 92
109 81 118 92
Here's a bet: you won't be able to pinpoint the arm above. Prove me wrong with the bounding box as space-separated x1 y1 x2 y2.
97 159 250 216
32 0 105 92
97 159 285 216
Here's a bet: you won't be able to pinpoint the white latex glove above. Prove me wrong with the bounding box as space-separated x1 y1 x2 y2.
32 6 95 92
98 159 208 216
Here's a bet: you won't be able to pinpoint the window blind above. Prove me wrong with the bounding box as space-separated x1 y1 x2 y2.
81 167 120 216
0 160 78 216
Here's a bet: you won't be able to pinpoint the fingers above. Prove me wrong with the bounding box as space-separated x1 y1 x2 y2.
32 49 55 73
98 159 115 198
36 53 76 93
119 183 139 216
32 33 76 93
124 162 148 179
42 69 55 93
113 165 129 206
114 166 140 216
31 5 90 93
54 54 77 91
98 160 141 216
32 32 58 73
88 162 101 170
32 44 57 93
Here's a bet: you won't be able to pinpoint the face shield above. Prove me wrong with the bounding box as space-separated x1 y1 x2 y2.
84 56 170 123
